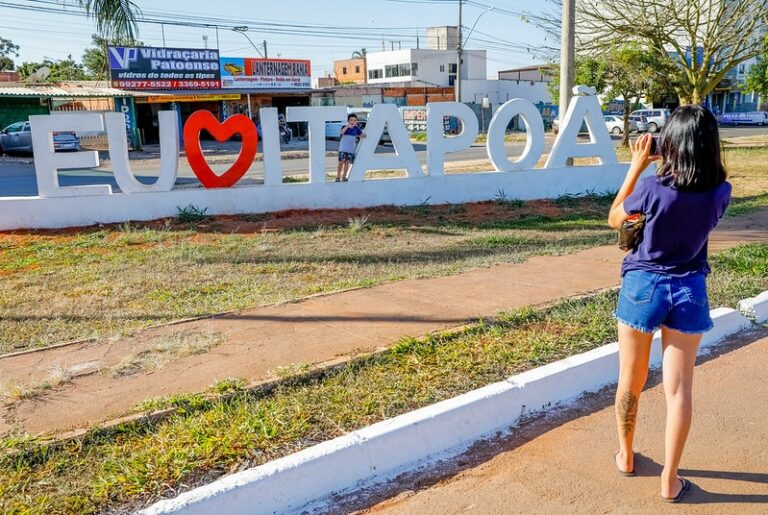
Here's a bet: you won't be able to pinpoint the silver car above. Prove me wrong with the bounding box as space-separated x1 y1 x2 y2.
0 121 80 154
629 108 671 133
629 115 649 132
603 115 638 135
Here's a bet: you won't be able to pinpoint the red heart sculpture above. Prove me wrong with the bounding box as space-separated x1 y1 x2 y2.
184 111 258 188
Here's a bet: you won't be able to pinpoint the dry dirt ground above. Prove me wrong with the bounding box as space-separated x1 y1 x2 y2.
1 210 766 438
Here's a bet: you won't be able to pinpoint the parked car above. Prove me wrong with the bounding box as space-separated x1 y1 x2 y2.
629 108 671 133
629 114 649 132
720 111 768 126
325 108 391 145
552 118 588 135
604 115 638 135
0 120 80 154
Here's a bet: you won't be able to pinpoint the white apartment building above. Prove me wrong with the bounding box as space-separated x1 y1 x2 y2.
365 48 487 88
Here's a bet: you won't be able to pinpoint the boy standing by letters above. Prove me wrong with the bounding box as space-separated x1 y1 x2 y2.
336 113 366 182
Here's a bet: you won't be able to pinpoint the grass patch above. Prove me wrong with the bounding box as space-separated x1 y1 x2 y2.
176 205 208 224
108 331 226 378
0 148 765 353
1 365 74 405
1 242 765 514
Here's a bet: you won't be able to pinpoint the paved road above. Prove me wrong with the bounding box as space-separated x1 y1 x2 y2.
1 126 765 197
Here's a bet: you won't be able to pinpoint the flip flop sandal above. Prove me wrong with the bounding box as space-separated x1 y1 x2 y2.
613 450 635 476
662 478 691 503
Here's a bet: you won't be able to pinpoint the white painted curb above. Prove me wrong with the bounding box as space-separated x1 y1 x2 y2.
738 290 768 323
140 304 759 515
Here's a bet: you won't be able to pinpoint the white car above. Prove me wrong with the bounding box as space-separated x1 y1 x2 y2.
630 108 671 133
325 108 391 144
603 115 638 135
629 115 649 132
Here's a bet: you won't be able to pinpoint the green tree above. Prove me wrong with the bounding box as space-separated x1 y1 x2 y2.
0 37 20 71
351 48 367 59
577 0 768 105
78 0 141 39
545 55 609 104
547 45 658 146
82 33 142 79
18 56 88 83
603 45 656 146
744 36 768 107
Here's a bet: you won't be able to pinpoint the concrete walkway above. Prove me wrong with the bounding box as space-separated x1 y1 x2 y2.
362 333 768 515
1 211 766 437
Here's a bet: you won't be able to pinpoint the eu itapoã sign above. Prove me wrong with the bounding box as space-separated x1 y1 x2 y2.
108 46 222 90
0 91 638 231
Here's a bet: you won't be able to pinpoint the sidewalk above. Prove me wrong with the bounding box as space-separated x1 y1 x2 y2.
1 210 766 437
362 332 768 515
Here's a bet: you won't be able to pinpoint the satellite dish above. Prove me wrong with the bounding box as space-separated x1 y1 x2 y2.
29 66 51 82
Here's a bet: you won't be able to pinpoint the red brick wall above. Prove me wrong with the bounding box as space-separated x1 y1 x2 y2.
0 71 20 82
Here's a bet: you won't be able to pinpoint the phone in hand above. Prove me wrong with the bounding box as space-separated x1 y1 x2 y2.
649 135 660 156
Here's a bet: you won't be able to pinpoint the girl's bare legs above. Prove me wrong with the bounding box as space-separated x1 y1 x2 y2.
660 326 702 499
615 322 653 473
336 160 344 180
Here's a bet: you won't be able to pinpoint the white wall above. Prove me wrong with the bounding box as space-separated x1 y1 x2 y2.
462 50 487 81
461 79 552 105
366 49 486 87
366 49 414 84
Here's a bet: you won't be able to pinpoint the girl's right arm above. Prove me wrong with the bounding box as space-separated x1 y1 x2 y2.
608 134 659 229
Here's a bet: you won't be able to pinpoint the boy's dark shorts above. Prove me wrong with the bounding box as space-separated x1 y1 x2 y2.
338 151 355 163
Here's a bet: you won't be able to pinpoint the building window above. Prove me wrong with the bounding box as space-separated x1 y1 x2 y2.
398 63 411 76
355 65 360 73
385 64 400 78
448 63 457 73
411 63 418 76
342 67 347 75
368 69 383 80
439 64 445 72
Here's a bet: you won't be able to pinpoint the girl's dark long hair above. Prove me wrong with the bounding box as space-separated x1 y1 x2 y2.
657 105 727 192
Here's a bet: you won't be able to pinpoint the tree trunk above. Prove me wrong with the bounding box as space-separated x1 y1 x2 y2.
621 102 631 147
691 88 702 105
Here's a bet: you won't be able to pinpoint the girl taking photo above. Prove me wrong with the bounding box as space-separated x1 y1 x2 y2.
607 105 731 502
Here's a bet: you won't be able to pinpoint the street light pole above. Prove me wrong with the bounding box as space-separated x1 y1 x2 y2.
456 3 494 105
456 0 463 103
232 27 264 58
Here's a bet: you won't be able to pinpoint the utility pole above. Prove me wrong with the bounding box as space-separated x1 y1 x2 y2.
456 0 463 103
559 0 575 125
263 40 268 58
559 0 575 166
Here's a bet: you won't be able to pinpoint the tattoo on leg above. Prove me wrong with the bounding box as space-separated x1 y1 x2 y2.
618 391 639 437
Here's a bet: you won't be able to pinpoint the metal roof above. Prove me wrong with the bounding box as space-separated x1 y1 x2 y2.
0 82 143 98
0 81 313 99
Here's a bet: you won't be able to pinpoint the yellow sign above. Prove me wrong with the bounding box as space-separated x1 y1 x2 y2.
140 94 242 104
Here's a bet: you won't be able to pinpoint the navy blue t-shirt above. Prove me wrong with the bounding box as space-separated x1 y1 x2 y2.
621 175 731 277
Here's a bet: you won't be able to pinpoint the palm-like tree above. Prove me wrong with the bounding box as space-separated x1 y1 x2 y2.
351 48 367 59
79 0 141 39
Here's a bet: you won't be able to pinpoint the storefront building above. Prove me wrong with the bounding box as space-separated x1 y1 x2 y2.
107 45 312 143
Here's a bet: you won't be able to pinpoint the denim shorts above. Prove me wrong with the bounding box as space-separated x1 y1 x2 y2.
615 270 713 334
338 151 355 163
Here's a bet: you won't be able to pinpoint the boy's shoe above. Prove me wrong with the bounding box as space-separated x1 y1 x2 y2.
335 178 341 182
342 177 349 182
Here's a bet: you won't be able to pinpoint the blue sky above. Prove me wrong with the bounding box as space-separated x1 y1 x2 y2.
1 0 552 77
